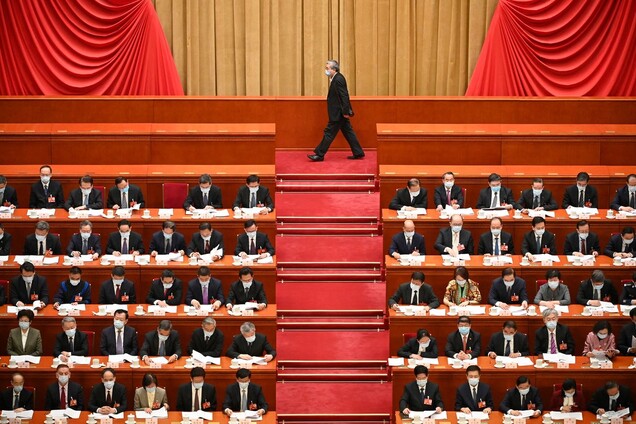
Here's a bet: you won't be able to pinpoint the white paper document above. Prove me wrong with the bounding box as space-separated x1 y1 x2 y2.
497 356 534 366
182 411 213 420
509 306 528 316
457 412 489 420
104 304 129 314
148 305 178 314
231 411 262 421
397 305 427 314
479 209 510 217
59 303 87 311
396 254 425 263
540 305 569 314
148 357 169 365
155 252 184 262
183 304 215 313
445 206 474 216
10 355 41 364
603 409 630 419
27 208 56 217
442 254 471 261
550 412 583 421
108 353 139 363
14 255 45 265
597 301 619 313
567 207 599 216
417 358 439 365
93 412 124 419
0 410 34 419
102 254 134 261
531 254 560 262
528 210 555 218
0 255 9 262
505 410 536 418
566 255 595 263
136 407 168 418
191 350 221 365
158 208 174 216
408 411 436 419
388 357 405 367
429 309 446 316
7 306 38 314
462 305 486 315
134 255 151 264
542 353 576 364
50 408 82 419
69 355 91 365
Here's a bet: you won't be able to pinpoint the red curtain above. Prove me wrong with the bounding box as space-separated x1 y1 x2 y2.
0 0 183 95
466 0 636 96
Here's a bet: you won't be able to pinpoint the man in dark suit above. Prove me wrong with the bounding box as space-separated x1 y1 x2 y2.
455 365 493 413
235 219 275 258
147 269 183 306
100 309 139 355
617 308 636 355
186 266 224 309
488 268 528 309
563 220 600 256
478 217 515 255
0 175 18 208
534 308 575 355
389 219 426 258
23 220 62 255
521 216 557 258
576 270 619 305
398 329 438 359
500 375 543 416
475 173 517 210
0 373 33 411
222 368 268 416
226 267 267 310
308 60 364 161
389 178 428 210
610 174 636 212
0 223 12 255
88 368 127 413
620 272 636 305
445 316 481 359
183 173 223 210
44 364 83 410
140 320 182 364
106 219 144 255
176 367 217 411
188 317 224 357
486 320 530 357
64 175 103 211
66 219 102 258
10 261 49 307
434 172 464 210
98 266 136 304
149 220 187 256
226 321 276 361
187 222 224 260
106 176 145 209
53 316 89 358
52 266 92 307
29 165 65 208
588 381 633 415
604 226 636 258
518 178 558 212
562 172 598 208
434 214 474 255
399 365 443 415
389 271 440 311
232 174 274 212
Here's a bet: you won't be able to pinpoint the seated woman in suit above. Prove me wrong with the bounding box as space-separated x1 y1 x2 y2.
134 373 169 412
398 328 439 359
582 320 619 360
443 266 481 307
6 309 42 356
550 379 586 412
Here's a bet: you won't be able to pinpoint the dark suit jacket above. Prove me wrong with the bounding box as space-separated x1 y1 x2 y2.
106 231 145 254
23 233 62 255
562 184 598 208
563 231 600 255
100 325 139 355
388 282 440 308
521 230 557 255
64 188 103 211
389 232 426 256
433 185 464 208
185 277 224 305
226 333 276 358
44 381 83 410
222 382 268 413
0 231 11 255
398 337 439 358
140 330 182 358
107 184 145 208
518 189 558 211
148 231 187 254
187 327 224 357
399 381 443 411
10 274 49 305
176 382 216 411
455 382 494 411
53 330 89 356
234 232 275 256
66 233 102 256
389 188 428 210
147 278 183 305
478 231 515 255
434 228 474 254
0 283 4 306
475 186 517 209
98 279 137 304
226 280 267 306
486 332 530 356
604 234 636 257
29 180 65 208
588 385 633 413
232 185 274 210
576 279 619 305
500 386 543 413
186 231 224 256
534 323 575 355
183 186 223 210
618 322 636 355
488 277 528 305
326 71 353 121
620 280 636 304
53 280 91 304
444 329 481 357
88 381 127 412
0 185 18 207
0 387 34 410
549 390 586 412
611 186 634 211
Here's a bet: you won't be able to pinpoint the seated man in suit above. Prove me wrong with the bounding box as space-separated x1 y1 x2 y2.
235 220 275 259
521 216 557 259
88 368 127 414
398 328 439 359
232 174 274 213
0 373 33 411
588 381 633 415
434 214 474 255
29 165 65 208
475 173 517 210
534 269 571 307
176 366 217 412
389 178 428 210
0 175 18 208
618 308 636 355
100 309 139 355
562 172 598 208
518 177 558 212
455 365 493 414
222 368 268 416
134 373 169 412
500 375 543 417
563 220 600 256
488 267 528 309
389 220 426 259
52 266 92 308
576 270 619 306
226 267 267 311
604 226 636 258
53 316 89 360
140 320 182 365
434 171 464 211
0 223 12 256
66 220 101 259
147 269 183 306
184 173 223 211
399 365 443 415
7 310 42 356
44 364 83 410
64 175 103 211
534 308 575 356
186 222 224 260
610 174 636 212
478 217 514 255
106 219 144 255
389 271 440 312
226 321 276 362
23 220 62 255
620 272 636 305
186 266 224 310
98 266 137 304
188 317 224 357
10 261 49 308
149 220 186 257
445 316 481 359
486 320 530 358
107 176 145 209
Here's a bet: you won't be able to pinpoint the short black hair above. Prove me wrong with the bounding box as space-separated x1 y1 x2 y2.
458 316 471 325
592 320 611 334
114 309 129 319
516 375 530 386
465 365 480 374
531 216 546 227
198 266 211 276
407 178 420 188
576 220 589 229
576 172 590 182
246 175 260 184
162 220 176 230
561 378 577 392
114 177 128 185
501 267 515 278
244 219 257 228
190 366 206 378
503 320 517 330
17 309 34 321
69 266 82 275
604 381 619 390
79 175 94 185
413 365 428 376
20 262 35 273
454 266 469 280
416 328 431 340
488 173 502 183
142 373 158 387
111 266 126 277
118 219 131 228
161 269 175 279
199 222 212 231
621 226 635 236
199 174 212 184
236 368 252 379
545 269 561 279
239 267 254 277
410 271 424 282
102 367 116 377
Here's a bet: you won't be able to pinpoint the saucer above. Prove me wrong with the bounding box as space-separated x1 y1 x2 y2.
183 364 195 369
520 262 530 266
613 262 623 267
590 364 601 369
58 311 69 316
134 311 145 316
513 215 523 219
141 215 152 219
534 363 548 368
94 312 108 316
50 364 60 368
452 365 463 369
229 364 240 369
447 312 458 316
130 364 141 369
7 365 18 369
572 262 583 266
581 312 592 316
90 364 102 369
100 262 110 266
482 262 492 267
403 311 415 316
494 363 505 369
442 262 453 266
606 215 615 219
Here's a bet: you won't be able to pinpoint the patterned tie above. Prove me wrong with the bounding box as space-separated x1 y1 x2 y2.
550 332 557 354
82 239 88 255
44 184 49 198
14 393 19 409
249 238 256 255
116 330 124 354
121 238 128 254
122 192 127 208
462 335 468 352
494 237 500 255
533 195 539 209
193 388 200 411
202 285 209 305
406 237 412 252
204 240 210 254
578 190 584 207
446 190 451 206
250 192 256 208
491 192 498 208
581 238 586 254
60 386 66 409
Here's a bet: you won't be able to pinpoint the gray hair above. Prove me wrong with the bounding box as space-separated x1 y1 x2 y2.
240 322 256 334
591 270 605 283
36 220 50 231
202 317 216 326
158 320 172 331
542 308 558 319
61 316 76 326
326 60 339 72
80 220 93 229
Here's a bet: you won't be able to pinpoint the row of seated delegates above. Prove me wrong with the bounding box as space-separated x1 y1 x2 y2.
184 173 274 213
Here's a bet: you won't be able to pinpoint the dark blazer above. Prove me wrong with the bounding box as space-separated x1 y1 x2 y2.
100 325 139 355
226 280 267 306
488 277 528 305
389 188 428 210
604 234 636 257
0 185 18 207
23 233 62 255
107 184 145 208
183 186 223 210
478 231 515 255
500 386 543 413
53 330 89 356
486 332 530 356
140 330 182 358
398 337 439 358
226 333 276 358
98 279 137 304
106 231 145 254
399 381 443 411
66 233 102 256
0 283 4 306
576 279 619 305
148 231 187 255
534 323 575 355
617 322 636 355
147 278 183 305
455 382 494 411
0 387 34 410
185 277 224 305
611 186 634 211
0 231 11 255
433 185 464 208
10 274 49 305
176 382 216 411
64 188 103 211
518 189 558 211
588 385 633 413
520 230 557 255
186 231 224 256
389 232 426 256
53 280 91 304
563 231 600 255
562 184 598 208
388 282 440 308
234 232 275 256
44 381 83 410
434 228 474 254
222 382 268 413
187 327 225 357
29 180 65 208
325 71 353 121
475 186 517 209
232 185 274 211
445 329 481 357
620 282 636 305
88 381 127 412
549 390 586 412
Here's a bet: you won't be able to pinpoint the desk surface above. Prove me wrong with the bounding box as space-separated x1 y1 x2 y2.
394 411 623 424
26 410 277 423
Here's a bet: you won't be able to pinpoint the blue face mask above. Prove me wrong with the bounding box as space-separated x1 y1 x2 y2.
121 186 129 193
458 327 470 336
491 186 501 193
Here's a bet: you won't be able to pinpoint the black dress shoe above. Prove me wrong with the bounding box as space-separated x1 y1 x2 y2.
307 154 324 162
347 154 365 160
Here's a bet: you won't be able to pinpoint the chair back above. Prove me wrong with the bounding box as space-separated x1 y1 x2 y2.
0 280 8 304
163 183 189 208
94 186 106 201
84 330 95 356
403 332 416 344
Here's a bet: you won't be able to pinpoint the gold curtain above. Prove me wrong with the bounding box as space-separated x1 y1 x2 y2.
153 0 498 96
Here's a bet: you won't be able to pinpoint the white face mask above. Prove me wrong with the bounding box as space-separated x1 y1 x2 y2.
192 382 203 389
629 185 636 193
532 189 543 197
410 283 420 292
456 279 467 287
245 231 256 238
69 279 81 286
81 188 92 196
58 375 69 385
238 382 250 390
409 190 420 197
201 235 211 241
119 231 129 238
242 281 253 290
145 386 156 393
444 181 454 189
547 280 559 290
248 187 259 194
113 278 124 285
468 378 479 387
609 393 620 400
491 229 502 236
451 225 462 233
35 234 46 242
546 320 557 330
416 379 427 387
419 342 429 350
114 320 125 330
203 330 214 338
200 187 210 194
244 335 256 343
518 388 530 396
198 279 209 287
623 237 634 245
103 381 115 390
41 176 51 184
162 283 173 289
404 231 415 238
22 276 34 284
158 334 169 342
19 321 30 330
324 70 331 77
564 391 575 398
163 232 172 240
534 229 545 236
65 329 76 338
80 232 91 240
503 279 515 288
503 334 514 341
578 232 589 240
597 333 608 340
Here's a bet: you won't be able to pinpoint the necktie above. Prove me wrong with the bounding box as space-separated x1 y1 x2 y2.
244 287 250 301
446 190 451 205
203 192 208 206
533 195 539 209
122 192 127 208
193 388 200 411
60 386 66 409
205 335 210 343
522 394 526 407
250 192 256 208
550 332 557 354
581 238 587 254
202 285 209 305
204 240 210 254
504 339 511 356
158 340 166 356
14 393 19 409
536 237 542 254
491 192 498 208
115 285 121 299
121 238 128 254
462 335 468 352
116 330 124 354
106 390 112 405
631 192 636 209
0 192 3 205
578 190 584 207
44 184 49 198
623 242 627 253
472 387 477 405
411 290 418 305
494 237 500 255
165 238 171 253
69 337 74 353
406 237 412 252
453 232 459 248
249 238 256 255
38 241 44 255
506 286 511 297
82 239 88 255
164 288 168 298
610 399 617 411
240 389 248 411
26 282 31 295
595 288 601 300
83 194 89 207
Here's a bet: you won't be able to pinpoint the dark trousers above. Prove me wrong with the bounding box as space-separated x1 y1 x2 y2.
314 117 364 157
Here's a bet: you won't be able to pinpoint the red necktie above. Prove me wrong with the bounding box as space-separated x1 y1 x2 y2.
60 386 66 409
447 190 451 205
115 285 121 299
204 240 210 253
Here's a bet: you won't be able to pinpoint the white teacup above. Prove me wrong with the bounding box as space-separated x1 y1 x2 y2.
495 358 504 367
132 358 140 367
590 358 600 368
477 210 486 219
453 359 461 368
52 357 61 367
92 358 100 367
136 305 144 314
583 306 591 315
63 257 72 265
143 209 151 217
8 359 16 367
407 358 416 366
527 305 536 315
232 305 242 314
98 305 107 314
483 256 492 265
449 305 458 315
521 256 530 265
535 358 543 367
107 209 114 217
614 256 622 265
189 256 198 265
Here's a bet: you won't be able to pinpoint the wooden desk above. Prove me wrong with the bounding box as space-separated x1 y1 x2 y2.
394 411 619 424
20 408 277 422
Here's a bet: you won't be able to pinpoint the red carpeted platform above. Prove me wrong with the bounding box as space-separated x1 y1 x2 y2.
276 150 378 176
276 235 383 265
277 282 385 311
276 192 380 220
276 331 389 361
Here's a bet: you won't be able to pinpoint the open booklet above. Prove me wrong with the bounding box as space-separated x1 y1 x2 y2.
182 411 214 420
542 353 576 364
136 407 168 418
93 412 124 419
408 411 448 420
230 411 262 421
50 408 82 419
191 350 221 365
108 353 139 363
505 410 536 418
0 410 34 419
549 412 583 421
10 355 41 364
